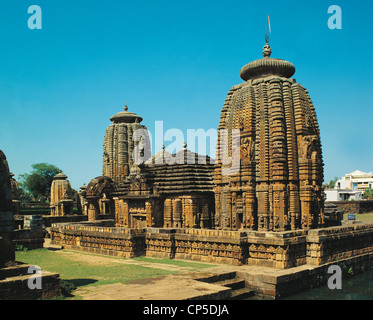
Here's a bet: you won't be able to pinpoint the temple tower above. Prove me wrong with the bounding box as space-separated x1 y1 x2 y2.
103 105 148 184
214 41 324 232
50 171 73 216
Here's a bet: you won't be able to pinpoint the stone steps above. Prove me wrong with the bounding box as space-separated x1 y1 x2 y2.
0 263 61 300
196 271 255 300
0 264 30 279
213 277 246 290
229 287 255 300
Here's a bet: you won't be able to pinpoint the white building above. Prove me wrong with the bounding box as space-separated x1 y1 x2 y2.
325 170 372 202
325 189 363 202
335 170 373 191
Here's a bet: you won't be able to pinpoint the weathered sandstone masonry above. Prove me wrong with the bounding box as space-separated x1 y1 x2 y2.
50 221 373 270
307 223 373 265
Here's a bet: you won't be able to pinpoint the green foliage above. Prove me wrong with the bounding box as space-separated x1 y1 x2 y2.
14 244 28 252
60 280 76 297
363 188 373 199
18 163 61 202
327 177 340 189
18 186 33 206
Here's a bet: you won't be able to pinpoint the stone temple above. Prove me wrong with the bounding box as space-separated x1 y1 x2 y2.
214 42 324 232
49 40 373 297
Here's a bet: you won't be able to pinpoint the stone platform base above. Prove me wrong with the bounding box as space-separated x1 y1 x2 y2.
236 252 373 298
50 221 373 270
72 251 373 300
0 262 61 300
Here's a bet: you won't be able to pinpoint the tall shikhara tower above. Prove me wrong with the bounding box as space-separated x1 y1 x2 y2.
214 41 324 232
103 105 147 184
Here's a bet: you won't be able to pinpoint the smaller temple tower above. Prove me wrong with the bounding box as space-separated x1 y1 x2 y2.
50 171 73 216
103 105 149 184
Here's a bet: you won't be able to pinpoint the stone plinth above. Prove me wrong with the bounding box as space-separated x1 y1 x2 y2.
246 230 307 269
307 223 373 265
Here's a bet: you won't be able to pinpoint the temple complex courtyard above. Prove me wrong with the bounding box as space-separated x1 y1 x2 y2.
1 2 372 304
15 208 373 301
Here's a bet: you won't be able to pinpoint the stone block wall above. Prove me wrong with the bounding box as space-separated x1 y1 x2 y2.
49 221 373 270
246 230 307 269
13 230 45 250
145 228 176 259
51 223 146 258
330 200 373 215
307 223 373 265
174 229 247 265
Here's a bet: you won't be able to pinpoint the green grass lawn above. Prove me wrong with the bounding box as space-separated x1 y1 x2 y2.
15 249 215 299
343 212 373 222
133 256 214 269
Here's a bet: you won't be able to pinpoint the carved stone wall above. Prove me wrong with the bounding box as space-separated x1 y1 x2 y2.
50 224 146 258
163 195 213 229
50 222 373 269
307 223 373 265
246 230 307 269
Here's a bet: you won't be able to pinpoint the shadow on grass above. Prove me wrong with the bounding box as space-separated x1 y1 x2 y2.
61 279 98 297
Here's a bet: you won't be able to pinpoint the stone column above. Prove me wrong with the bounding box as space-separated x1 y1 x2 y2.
173 199 182 228
145 200 153 227
87 198 100 221
164 199 172 228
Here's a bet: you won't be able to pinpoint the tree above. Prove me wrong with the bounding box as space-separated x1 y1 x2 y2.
19 163 61 202
327 177 339 190
18 186 33 205
363 188 373 199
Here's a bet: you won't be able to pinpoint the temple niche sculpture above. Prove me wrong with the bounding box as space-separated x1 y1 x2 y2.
214 41 324 232
50 171 74 216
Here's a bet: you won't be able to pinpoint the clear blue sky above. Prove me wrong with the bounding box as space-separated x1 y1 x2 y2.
0 0 372 190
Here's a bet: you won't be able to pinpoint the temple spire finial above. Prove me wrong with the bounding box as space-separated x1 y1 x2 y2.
124 104 128 112
263 14 272 57
262 42 272 58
